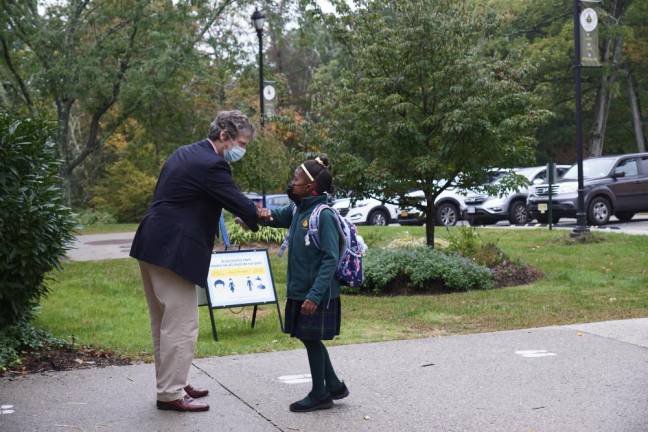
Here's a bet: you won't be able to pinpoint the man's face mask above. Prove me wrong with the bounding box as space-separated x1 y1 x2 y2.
223 141 246 163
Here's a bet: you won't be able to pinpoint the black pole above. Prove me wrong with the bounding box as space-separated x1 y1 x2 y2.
256 23 267 207
572 0 590 237
257 29 264 129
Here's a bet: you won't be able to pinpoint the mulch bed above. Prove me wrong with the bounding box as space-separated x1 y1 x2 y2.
2 345 136 378
492 260 543 288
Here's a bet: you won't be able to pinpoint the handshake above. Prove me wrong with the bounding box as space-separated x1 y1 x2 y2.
235 207 273 231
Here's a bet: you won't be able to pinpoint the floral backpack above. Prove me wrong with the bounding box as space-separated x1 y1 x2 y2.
306 204 368 287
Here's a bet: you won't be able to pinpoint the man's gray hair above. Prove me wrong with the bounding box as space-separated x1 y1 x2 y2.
208 110 255 141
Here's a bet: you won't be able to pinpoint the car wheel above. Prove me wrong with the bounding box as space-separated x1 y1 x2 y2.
588 196 611 225
615 212 635 222
368 209 389 226
508 200 528 225
435 203 459 226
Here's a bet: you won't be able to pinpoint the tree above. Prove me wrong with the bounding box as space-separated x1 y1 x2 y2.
315 0 550 247
0 0 236 194
233 128 292 195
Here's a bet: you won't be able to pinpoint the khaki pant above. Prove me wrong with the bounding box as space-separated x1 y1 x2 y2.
138 261 199 402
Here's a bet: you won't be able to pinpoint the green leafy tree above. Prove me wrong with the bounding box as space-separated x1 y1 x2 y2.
233 129 292 195
316 0 550 247
0 0 236 193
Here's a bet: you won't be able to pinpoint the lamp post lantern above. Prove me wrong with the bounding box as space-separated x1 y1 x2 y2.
251 7 266 128
571 0 601 237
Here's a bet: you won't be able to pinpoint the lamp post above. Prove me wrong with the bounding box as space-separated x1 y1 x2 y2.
251 8 266 128
251 8 267 207
571 0 601 237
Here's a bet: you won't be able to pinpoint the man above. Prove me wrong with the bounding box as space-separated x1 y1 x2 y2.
130 110 261 412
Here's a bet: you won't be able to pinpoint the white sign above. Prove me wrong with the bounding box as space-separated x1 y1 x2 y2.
580 8 598 32
206 250 277 308
263 84 276 101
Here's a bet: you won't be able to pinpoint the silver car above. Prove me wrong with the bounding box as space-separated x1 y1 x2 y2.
464 165 570 225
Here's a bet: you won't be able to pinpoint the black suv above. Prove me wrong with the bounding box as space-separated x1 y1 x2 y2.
527 153 648 225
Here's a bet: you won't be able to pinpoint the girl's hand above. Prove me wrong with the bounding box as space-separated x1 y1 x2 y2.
300 299 318 315
257 207 273 221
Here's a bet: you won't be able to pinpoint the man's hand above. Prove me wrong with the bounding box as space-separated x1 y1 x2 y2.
300 299 318 315
234 217 250 230
257 207 273 221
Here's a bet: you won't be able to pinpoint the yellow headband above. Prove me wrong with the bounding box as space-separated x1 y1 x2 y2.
300 164 314 182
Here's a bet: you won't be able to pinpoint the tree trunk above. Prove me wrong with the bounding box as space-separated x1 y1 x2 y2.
425 198 436 248
626 64 646 152
588 0 626 157
589 36 623 157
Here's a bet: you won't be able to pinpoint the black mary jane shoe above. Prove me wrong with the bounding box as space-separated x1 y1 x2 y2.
289 394 334 413
329 382 349 400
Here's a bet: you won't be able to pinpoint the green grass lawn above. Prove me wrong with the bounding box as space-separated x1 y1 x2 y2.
37 226 648 360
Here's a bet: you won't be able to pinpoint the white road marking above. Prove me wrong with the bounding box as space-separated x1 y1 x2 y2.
1 405 14 415
278 374 312 385
515 350 557 358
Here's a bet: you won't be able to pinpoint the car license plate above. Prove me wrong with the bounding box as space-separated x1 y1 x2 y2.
400 210 409 218
538 203 548 213
467 206 476 215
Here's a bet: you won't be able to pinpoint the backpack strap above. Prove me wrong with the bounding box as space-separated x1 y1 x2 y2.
307 204 347 253
276 204 298 257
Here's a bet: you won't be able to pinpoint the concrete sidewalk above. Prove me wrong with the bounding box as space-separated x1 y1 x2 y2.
2 318 647 432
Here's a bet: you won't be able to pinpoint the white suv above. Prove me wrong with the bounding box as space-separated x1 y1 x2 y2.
333 197 399 226
397 189 468 226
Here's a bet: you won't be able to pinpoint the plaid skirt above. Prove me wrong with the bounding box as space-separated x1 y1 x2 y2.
284 297 341 341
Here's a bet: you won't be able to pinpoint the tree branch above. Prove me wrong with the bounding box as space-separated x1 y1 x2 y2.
0 34 33 112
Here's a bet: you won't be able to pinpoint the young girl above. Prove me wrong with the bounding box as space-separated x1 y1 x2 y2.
259 155 349 412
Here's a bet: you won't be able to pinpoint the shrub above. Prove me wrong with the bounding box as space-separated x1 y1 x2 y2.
91 159 156 223
0 320 68 372
225 221 287 245
446 226 506 268
358 247 495 295
0 112 75 329
75 209 118 226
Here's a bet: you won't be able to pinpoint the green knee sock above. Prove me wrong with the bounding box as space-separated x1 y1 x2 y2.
321 343 343 391
301 339 330 399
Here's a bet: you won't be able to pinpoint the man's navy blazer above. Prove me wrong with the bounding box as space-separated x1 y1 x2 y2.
130 139 259 287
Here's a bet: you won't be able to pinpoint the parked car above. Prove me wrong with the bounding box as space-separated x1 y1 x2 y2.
463 165 570 225
264 194 291 210
243 192 263 208
527 153 648 225
397 188 468 226
332 197 399 226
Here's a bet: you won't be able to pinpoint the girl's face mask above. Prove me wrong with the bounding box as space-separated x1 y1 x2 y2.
287 168 314 203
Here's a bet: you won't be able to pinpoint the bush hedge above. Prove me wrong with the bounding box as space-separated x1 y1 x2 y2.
357 247 495 295
225 221 287 245
0 112 75 329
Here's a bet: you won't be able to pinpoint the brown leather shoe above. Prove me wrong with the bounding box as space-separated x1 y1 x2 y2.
156 395 209 412
184 384 209 399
